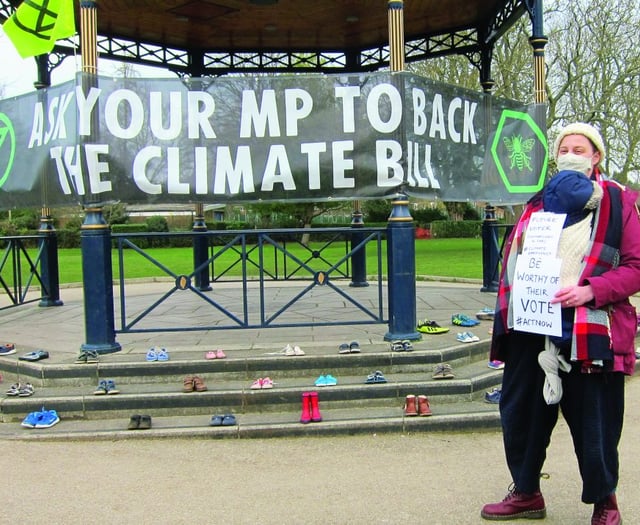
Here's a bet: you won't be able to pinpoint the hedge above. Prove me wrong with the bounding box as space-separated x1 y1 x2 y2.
430 220 482 238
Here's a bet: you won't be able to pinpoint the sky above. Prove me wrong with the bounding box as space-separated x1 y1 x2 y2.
0 26 172 98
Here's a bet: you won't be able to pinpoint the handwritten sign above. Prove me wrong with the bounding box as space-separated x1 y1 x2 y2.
512 212 565 336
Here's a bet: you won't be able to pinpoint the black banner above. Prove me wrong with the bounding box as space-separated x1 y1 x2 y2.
0 71 548 209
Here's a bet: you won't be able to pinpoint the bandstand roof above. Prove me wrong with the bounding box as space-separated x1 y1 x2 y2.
1 0 530 75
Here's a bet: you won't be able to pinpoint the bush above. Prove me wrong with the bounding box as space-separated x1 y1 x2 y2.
412 208 448 226
146 216 169 232
430 220 482 238
57 229 80 248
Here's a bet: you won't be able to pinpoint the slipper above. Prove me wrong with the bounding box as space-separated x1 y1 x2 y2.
19 350 49 362
205 351 217 360
338 343 351 354
145 348 157 362
215 349 226 359
349 341 361 353
293 345 305 356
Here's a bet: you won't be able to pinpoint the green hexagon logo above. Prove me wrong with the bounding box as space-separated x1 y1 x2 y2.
0 112 16 189
490 109 548 193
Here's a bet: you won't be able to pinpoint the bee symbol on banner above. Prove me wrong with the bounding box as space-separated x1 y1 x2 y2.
503 134 535 171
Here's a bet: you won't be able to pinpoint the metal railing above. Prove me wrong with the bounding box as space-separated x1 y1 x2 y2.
0 236 48 310
113 227 386 333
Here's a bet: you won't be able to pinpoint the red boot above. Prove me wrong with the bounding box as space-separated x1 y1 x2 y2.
417 395 432 416
309 391 322 422
404 395 418 416
592 493 622 525
481 487 546 520
300 392 311 424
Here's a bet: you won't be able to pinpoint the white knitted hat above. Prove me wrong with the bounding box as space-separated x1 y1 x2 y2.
553 122 606 162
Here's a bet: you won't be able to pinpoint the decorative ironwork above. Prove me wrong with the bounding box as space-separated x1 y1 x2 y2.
0 0 528 75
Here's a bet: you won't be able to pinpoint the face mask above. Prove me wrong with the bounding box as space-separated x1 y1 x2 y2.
556 153 593 175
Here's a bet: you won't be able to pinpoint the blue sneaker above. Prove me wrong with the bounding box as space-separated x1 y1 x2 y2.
314 375 328 387
484 388 502 404
452 314 480 327
21 411 41 428
324 374 338 386
34 409 60 428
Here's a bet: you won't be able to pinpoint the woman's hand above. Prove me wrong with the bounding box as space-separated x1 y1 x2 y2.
551 284 594 308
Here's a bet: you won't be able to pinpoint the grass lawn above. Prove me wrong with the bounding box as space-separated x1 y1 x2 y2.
52 238 482 285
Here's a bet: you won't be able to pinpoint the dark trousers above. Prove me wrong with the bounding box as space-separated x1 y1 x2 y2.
499 331 624 503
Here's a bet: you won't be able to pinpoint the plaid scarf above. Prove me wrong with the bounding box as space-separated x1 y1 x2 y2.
493 182 622 364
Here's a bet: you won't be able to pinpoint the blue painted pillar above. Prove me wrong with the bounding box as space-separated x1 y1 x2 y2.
80 207 121 356
384 194 420 342
193 203 212 291
38 207 63 307
349 202 368 287
481 204 500 292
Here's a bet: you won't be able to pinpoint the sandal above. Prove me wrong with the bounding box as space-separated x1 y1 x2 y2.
432 363 455 379
390 341 405 352
349 341 361 353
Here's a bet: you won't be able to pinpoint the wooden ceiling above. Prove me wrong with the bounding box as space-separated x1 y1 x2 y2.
93 0 514 52
0 0 529 74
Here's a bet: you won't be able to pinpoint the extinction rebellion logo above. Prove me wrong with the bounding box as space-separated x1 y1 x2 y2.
491 109 548 193
0 113 16 189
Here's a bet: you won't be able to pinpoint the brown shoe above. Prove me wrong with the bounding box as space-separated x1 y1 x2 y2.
193 376 208 392
481 487 546 520
183 376 194 393
418 395 432 416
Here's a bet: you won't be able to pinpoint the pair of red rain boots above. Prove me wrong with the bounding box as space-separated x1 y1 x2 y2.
404 394 432 416
300 391 322 423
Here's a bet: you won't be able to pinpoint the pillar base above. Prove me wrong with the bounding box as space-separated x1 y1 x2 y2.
80 342 122 355
383 330 421 342
39 298 63 307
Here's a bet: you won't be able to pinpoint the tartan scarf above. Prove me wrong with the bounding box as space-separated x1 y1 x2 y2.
493 181 622 364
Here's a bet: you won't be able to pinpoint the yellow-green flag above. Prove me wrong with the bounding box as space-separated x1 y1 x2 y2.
3 0 76 58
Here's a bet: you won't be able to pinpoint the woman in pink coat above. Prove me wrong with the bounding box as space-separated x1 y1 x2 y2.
482 123 640 525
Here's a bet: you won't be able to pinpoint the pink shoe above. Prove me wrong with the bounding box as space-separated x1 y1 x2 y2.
250 378 263 390
481 488 546 520
205 351 217 360
261 377 274 389
215 349 226 359
592 494 621 525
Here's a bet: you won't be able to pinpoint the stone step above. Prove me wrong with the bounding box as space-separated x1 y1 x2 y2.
0 359 503 422
1 402 502 442
0 340 492 387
